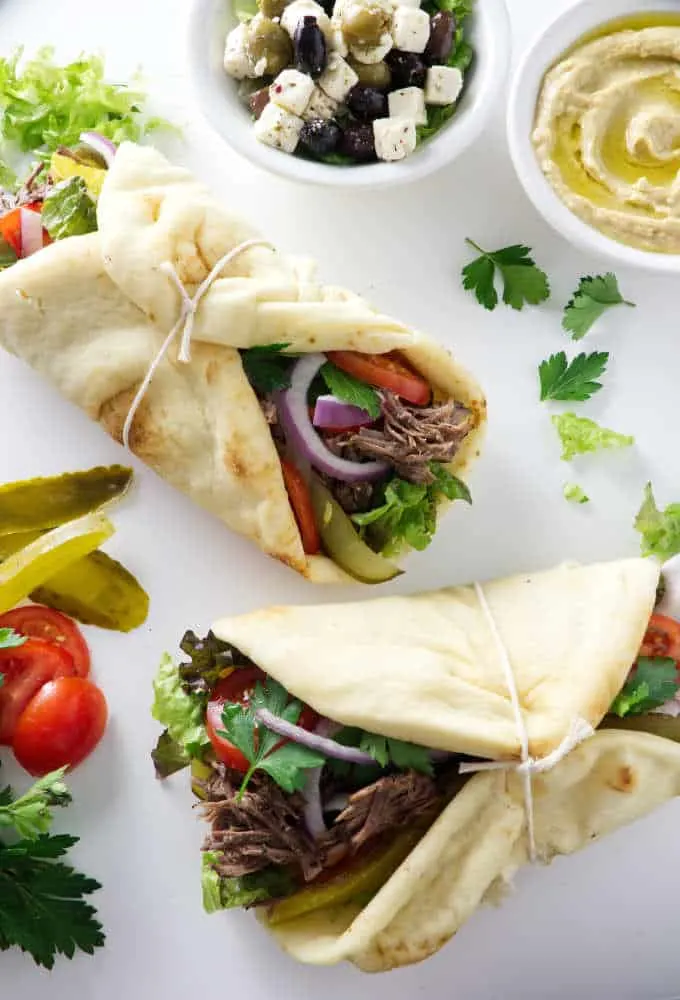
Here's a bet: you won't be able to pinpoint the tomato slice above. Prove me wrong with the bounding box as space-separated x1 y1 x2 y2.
0 204 44 257
326 351 431 406
12 677 108 776
0 606 90 677
206 668 318 773
639 613 680 662
0 639 76 745
281 459 321 556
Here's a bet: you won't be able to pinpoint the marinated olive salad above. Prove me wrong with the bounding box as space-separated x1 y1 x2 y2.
224 0 474 163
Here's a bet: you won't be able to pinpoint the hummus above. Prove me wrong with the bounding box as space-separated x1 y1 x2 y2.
532 20 680 253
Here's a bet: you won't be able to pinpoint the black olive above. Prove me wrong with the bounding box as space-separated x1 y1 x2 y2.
317 0 335 15
299 118 342 157
346 84 387 122
248 87 270 120
385 50 427 88
339 122 376 162
424 11 456 64
294 16 327 77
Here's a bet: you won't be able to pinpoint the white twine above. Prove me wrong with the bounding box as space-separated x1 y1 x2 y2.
459 583 594 862
122 238 274 449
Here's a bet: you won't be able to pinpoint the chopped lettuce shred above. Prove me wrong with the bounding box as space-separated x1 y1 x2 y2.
201 851 296 912
151 654 209 776
551 413 634 462
635 482 680 562
0 47 169 188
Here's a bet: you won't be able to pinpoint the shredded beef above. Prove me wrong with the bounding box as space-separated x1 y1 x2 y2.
199 763 439 882
338 391 473 485
317 772 439 867
199 764 323 881
320 436 384 514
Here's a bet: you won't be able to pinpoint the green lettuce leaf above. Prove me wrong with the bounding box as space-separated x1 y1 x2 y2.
353 462 471 555
151 654 208 770
201 852 296 912
610 658 680 717
551 412 634 462
634 482 680 562
42 177 97 239
0 46 170 181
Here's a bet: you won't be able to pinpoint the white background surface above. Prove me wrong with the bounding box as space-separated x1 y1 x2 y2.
2 0 679 996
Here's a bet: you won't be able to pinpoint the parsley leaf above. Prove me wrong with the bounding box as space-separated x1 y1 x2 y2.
538 350 609 402
217 679 325 797
562 273 635 340
462 239 550 311
320 362 381 419
634 482 680 561
0 768 70 840
359 732 433 775
240 343 293 394
610 658 680 717
563 483 589 504
0 833 104 969
551 413 634 462
352 462 471 555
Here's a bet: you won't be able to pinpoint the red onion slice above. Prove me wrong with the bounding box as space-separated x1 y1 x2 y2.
302 767 326 840
254 707 374 764
19 207 44 258
277 355 389 484
79 131 117 168
313 394 373 430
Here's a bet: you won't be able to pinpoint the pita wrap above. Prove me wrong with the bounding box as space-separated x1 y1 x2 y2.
0 143 485 581
264 729 680 971
212 557 660 761
205 558 680 971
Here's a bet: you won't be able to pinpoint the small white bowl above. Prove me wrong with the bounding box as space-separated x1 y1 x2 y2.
188 0 510 189
507 0 680 273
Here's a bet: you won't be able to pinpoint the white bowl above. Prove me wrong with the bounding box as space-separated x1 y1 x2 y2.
507 0 680 273
188 0 510 188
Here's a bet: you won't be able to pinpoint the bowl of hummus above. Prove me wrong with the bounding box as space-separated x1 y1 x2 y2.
507 0 680 270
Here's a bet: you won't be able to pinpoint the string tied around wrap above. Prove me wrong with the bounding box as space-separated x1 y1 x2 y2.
122 238 274 450
459 582 595 862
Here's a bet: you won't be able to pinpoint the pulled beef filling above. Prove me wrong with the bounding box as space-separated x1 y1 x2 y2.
335 391 473 486
199 762 440 889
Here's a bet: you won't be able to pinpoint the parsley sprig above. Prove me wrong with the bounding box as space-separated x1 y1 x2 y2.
240 343 293 394
218 679 325 798
462 239 550 311
0 767 104 968
538 351 609 402
563 273 635 340
610 658 680 717
320 362 381 419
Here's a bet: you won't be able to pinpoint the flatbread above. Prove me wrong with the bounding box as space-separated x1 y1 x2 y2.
0 142 485 581
264 729 680 971
213 558 660 760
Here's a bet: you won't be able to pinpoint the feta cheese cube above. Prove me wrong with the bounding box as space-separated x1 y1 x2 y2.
223 24 253 81
281 0 332 40
330 26 348 57
318 53 358 102
391 7 430 53
269 69 315 116
254 102 304 153
302 85 339 121
350 31 393 64
424 65 463 105
388 86 426 125
373 116 417 161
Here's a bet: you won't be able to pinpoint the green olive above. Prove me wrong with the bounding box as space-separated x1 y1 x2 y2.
342 4 390 46
246 17 293 76
347 56 391 88
257 0 288 17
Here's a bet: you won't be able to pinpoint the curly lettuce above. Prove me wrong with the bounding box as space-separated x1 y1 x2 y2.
151 654 208 777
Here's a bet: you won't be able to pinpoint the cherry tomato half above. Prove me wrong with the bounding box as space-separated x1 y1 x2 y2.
281 459 320 556
206 668 318 773
0 606 90 677
326 351 431 406
639 613 680 662
12 677 108 776
0 639 76 745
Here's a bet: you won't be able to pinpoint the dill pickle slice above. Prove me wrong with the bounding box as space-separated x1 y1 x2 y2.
0 530 148 632
266 827 423 926
0 465 132 536
601 713 680 743
0 513 114 614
